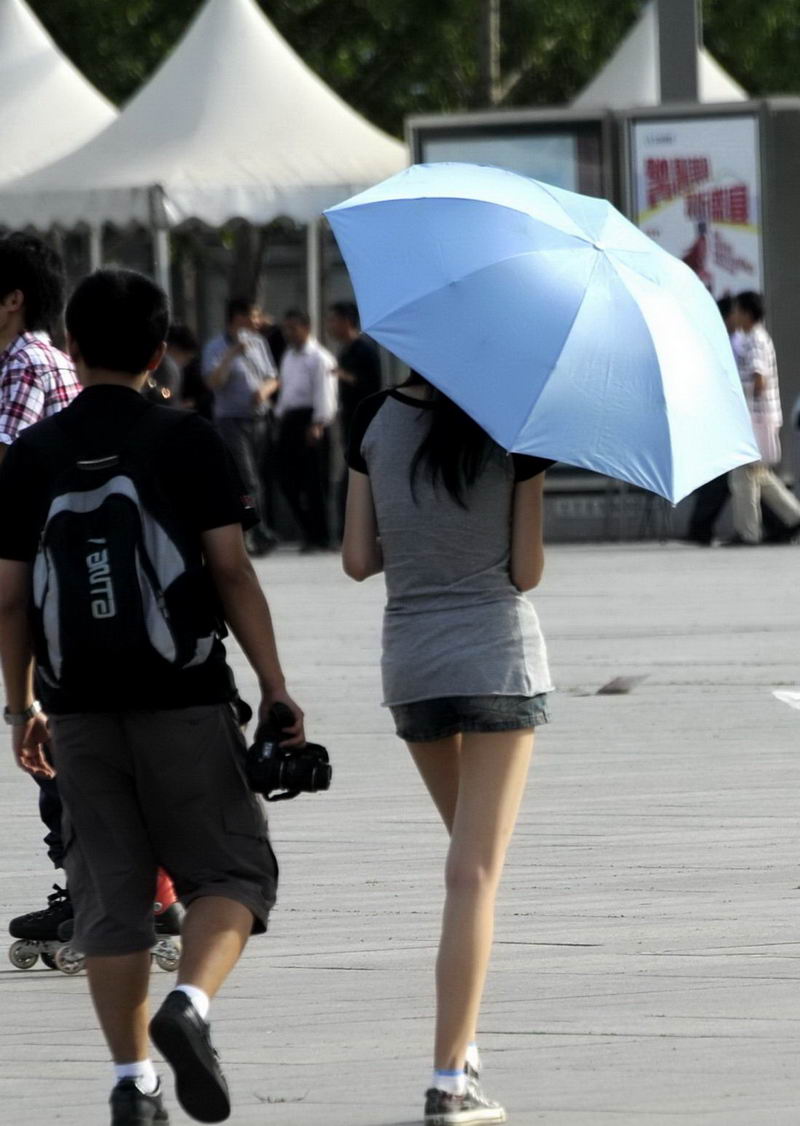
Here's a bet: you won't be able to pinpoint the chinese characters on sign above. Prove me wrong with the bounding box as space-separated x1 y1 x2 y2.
632 117 762 298
685 184 749 225
645 157 710 207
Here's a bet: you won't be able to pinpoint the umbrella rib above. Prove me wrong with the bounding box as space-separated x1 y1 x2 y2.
529 180 602 247
599 255 674 498
504 251 603 452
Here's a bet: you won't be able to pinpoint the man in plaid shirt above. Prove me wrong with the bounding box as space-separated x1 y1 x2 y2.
0 233 80 462
0 232 80 939
728 291 800 544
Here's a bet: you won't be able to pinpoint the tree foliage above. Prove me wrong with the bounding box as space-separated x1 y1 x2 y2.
27 0 800 137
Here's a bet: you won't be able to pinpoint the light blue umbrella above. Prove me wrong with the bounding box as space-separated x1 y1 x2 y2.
325 162 759 502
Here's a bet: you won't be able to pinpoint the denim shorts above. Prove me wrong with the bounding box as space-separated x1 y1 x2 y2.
390 693 551 743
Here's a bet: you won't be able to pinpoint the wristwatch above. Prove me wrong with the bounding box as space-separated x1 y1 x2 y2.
3 701 43 726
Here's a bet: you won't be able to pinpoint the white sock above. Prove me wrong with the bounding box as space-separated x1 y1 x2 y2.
173 984 210 1021
432 1068 467 1096
114 1060 158 1095
465 1041 481 1073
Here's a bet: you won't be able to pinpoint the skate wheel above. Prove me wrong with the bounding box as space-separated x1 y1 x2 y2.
40 952 58 970
9 940 38 970
153 939 180 972
55 944 84 975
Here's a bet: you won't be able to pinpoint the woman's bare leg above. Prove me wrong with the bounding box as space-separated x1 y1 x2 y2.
434 729 534 1070
408 734 462 833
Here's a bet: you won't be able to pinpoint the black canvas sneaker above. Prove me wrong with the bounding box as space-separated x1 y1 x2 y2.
110 1078 169 1125
150 991 230 1123
424 1077 506 1125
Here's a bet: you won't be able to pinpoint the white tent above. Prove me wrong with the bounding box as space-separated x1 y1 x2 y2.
0 0 116 184
573 1 747 109
0 0 407 231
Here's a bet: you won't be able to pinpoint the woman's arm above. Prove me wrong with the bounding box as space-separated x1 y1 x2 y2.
342 469 383 582
510 474 546 591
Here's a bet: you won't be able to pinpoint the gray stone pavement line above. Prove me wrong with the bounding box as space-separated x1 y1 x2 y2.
1 544 799 1125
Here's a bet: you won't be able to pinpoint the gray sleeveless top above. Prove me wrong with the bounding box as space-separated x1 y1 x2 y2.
348 389 553 707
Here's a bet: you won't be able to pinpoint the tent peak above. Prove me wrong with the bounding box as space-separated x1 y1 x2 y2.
0 0 116 183
0 0 406 228
573 1 747 110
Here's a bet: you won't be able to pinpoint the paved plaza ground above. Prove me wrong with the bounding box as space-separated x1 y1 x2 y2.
1 542 799 1125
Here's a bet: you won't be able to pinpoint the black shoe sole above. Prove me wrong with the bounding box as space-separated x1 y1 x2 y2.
111 1108 169 1126
150 1008 230 1123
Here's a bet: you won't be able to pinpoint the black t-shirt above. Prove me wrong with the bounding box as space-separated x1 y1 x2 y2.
346 388 555 481
0 384 257 713
337 335 382 433
180 356 214 419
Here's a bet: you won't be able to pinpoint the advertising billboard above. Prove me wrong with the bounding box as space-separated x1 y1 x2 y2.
631 115 762 298
418 124 605 197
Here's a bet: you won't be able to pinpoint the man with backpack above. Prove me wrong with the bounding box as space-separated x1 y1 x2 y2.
0 269 303 1126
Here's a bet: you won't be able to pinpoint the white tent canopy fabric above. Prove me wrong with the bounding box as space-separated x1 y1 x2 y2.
0 0 116 185
0 0 408 229
573 1 747 109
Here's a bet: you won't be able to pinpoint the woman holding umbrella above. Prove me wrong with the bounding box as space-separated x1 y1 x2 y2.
342 372 553 1125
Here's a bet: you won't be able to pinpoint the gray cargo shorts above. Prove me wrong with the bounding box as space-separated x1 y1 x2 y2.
48 704 278 957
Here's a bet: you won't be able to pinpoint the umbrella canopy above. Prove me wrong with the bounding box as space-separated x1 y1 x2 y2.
0 0 407 228
0 0 116 185
326 162 759 503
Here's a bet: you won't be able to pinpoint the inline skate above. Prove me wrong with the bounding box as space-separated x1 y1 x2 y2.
54 870 183 975
8 884 73 970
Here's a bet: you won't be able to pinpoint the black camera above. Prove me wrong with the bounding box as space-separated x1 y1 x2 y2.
246 702 332 802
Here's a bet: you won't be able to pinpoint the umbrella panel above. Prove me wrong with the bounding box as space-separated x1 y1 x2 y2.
328 196 590 329
513 253 675 497
368 244 600 454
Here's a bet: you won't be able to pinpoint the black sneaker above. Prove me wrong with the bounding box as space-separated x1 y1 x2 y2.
110 1078 169 1125
424 1078 506 1124
9 884 72 941
150 991 230 1123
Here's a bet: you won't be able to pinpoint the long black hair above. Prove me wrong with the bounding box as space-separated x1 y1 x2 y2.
408 372 494 507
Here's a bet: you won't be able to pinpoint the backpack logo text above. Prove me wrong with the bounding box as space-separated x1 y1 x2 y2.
86 539 116 620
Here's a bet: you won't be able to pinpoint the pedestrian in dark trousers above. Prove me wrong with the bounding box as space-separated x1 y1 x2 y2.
275 309 337 551
0 268 304 1126
202 297 279 555
0 232 81 934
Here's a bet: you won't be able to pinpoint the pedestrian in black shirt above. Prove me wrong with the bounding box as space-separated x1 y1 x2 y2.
327 301 382 535
327 300 382 440
0 268 304 1126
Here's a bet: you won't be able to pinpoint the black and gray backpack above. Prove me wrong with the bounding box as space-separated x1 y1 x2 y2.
31 408 222 693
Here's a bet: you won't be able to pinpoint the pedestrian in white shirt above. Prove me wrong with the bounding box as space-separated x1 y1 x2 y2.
275 310 337 551
728 291 800 545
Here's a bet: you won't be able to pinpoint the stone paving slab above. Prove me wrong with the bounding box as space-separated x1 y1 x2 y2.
1 543 799 1125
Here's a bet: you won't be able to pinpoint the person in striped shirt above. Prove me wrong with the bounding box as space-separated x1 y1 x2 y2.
0 232 80 940
728 291 800 545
